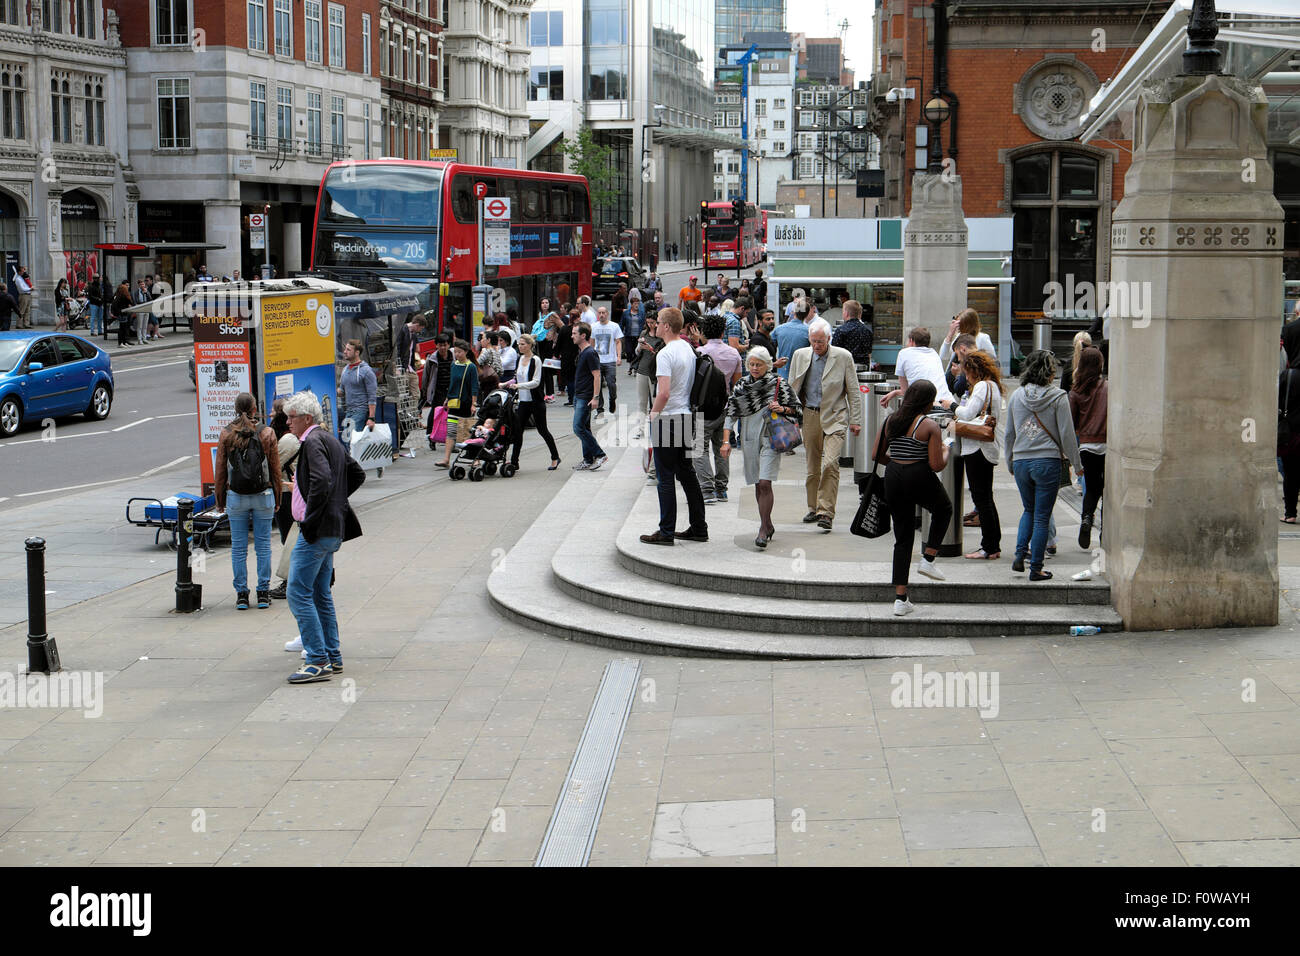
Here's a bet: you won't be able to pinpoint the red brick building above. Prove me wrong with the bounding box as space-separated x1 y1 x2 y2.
870 0 1172 337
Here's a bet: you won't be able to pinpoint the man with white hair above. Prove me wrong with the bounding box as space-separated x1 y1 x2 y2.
784 288 806 322
788 318 861 530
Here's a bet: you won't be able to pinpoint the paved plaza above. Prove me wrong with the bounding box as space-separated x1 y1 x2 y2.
2 425 1299 867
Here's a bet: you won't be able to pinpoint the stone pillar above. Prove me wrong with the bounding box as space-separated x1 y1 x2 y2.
903 172 968 348
1107 73 1284 629
204 200 241 279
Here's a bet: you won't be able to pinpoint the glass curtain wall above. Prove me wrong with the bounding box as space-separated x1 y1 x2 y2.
652 0 713 130
585 0 628 100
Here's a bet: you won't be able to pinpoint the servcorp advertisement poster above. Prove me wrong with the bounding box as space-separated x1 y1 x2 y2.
259 292 338 436
193 314 252 486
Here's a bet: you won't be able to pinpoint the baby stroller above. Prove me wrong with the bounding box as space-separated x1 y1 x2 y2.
448 387 519 481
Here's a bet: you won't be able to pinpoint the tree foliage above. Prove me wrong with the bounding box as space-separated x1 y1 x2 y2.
560 128 618 213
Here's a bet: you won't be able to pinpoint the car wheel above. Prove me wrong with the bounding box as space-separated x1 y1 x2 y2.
86 383 112 421
0 396 20 437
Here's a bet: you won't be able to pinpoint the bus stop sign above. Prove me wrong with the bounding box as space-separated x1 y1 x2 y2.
474 181 487 199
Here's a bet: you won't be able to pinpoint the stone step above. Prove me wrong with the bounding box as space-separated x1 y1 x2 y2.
613 480 1112 607
553 547 1123 638
486 447 1124 658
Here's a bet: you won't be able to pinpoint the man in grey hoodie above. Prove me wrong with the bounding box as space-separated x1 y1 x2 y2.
1004 349 1081 580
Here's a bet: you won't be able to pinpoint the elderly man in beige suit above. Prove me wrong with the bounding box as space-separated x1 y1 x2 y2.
788 318 862 531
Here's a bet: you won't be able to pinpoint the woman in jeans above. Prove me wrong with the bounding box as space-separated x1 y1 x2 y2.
508 334 561 471
1004 350 1081 581
214 392 283 609
873 380 954 616
1069 346 1107 547
956 350 1005 559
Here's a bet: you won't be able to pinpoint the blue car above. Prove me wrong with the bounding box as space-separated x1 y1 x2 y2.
0 331 115 437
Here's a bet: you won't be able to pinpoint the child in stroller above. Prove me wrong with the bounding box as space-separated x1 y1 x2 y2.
447 387 519 480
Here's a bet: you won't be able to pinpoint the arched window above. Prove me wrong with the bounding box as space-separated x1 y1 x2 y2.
60 188 100 251
0 191 20 263
1010 149 1101 314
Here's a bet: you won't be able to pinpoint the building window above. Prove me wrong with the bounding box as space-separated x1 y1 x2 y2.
73 0 94 38
362 101 371 159
305 1 322 65
755 100 765 117
799 110 813 125
406 38 415 81
2 2 22 26
418 39 427 85
330 94 344 147
327 4 344 67
273 0 291 56
529 10 561 45
773 119 785 130
387 29 397 78
1 65 25 140
1011 149 1101 312
773 141 784 152
529 67 562 102
249 80 267 148
306 90 322 155
248 0 266 51
156 77 191 148
429 44 437 89
43 0 63 33
774 97 786 109
83 79 104 146
276 85 292 142
585 0 627 101
154 0 187 44
797 90 812 106
361 14 371 74
50 74 72 142
379 28 388 76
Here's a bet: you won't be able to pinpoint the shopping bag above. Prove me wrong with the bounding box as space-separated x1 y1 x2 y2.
277 523 298 581
349 423 392 471
429 405 448 444
766 413 802 453
850 462 891 539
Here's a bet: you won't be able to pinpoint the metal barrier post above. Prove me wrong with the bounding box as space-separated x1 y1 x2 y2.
175 498 202 613
25 537 60 674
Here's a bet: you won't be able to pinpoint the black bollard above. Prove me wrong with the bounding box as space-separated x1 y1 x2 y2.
25 537 60 674
175 498 202 613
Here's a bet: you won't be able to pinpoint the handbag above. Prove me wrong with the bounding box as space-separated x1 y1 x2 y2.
429 405 448 443
954 384 997 442
766 412 802 453
851 457 891 538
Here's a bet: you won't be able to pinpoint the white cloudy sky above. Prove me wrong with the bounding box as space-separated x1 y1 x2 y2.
787 3 875 82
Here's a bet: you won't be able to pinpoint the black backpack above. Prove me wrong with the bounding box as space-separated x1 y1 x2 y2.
228 430 270 494
690 352 728 421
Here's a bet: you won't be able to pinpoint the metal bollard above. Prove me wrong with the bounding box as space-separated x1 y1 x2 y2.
175 498 202 613
25 537 61 674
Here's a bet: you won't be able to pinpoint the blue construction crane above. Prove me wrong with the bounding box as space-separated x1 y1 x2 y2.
737 43 758 204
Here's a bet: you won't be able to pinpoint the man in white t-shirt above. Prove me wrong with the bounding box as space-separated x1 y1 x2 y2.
579 295 597 326
880 326 956 409
639 307 707 546
590 305 623 417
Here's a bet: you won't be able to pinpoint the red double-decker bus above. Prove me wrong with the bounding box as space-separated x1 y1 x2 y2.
701 200 762 270
310 160 592 339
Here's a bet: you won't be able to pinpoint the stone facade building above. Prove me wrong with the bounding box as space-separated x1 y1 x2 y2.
0 1 132 319
378 0 444 162
440 0 528 167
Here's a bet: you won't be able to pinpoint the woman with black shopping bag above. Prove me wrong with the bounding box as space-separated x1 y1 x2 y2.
871 380 954 616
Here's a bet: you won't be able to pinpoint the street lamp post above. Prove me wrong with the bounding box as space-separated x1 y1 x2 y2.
923 94 951 174
639 104 666 267
1183 0 1222 75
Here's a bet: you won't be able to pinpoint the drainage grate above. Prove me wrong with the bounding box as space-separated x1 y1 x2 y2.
535 658 641 867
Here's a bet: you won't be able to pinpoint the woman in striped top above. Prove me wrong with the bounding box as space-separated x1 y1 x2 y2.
871 380 954 616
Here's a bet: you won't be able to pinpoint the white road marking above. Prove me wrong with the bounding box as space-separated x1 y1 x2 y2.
0 429 110 447
141 455 191 477
113 416 155 432
12 454 194 498
155 411 196 420
112 359 189 373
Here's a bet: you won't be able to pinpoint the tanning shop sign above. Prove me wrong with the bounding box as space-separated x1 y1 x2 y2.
193 313 252 487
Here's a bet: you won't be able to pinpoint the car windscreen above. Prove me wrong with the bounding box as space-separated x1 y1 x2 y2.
0 340 25 372
601 261 630 274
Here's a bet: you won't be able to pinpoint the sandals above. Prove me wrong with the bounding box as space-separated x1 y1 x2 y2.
963 549 1001 560
1283 516 1297 524
434 461 449 469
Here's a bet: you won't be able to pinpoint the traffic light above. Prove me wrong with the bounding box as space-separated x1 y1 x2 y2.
732 198 745 224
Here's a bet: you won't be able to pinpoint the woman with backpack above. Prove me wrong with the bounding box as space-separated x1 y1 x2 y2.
215 392 283 610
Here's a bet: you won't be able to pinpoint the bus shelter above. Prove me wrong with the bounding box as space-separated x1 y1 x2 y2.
765 218 1015 370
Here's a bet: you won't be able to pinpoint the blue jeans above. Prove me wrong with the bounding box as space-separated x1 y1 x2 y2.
288 534 342 665
341 406 368 442
226 489 275 592
89 303 103 335
572 398 604 463
1013 458 1061 572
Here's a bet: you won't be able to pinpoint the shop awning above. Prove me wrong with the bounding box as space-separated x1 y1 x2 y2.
767 257 1014 284
333 287 424 320
147 242 228 252
1080 0 1300 143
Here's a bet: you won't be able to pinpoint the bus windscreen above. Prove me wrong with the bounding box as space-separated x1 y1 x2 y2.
319 164 443 227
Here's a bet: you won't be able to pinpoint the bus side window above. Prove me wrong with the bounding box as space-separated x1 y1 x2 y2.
569 184 590 223
550 185 569 221
452 175 475 224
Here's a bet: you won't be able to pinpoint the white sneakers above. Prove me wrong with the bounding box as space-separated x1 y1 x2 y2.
893 598 916 616
284 635 303 652
917 556 946 581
